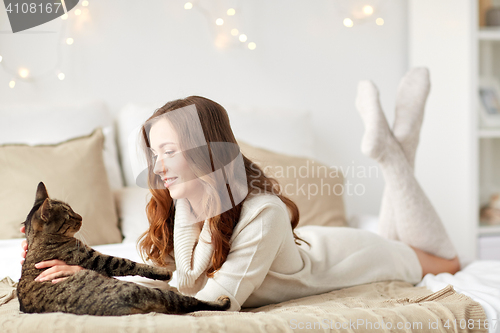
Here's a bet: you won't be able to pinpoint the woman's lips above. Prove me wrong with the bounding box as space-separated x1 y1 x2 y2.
164 177 178 188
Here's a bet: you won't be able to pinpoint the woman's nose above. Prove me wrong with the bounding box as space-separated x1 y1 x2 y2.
153 156 166 175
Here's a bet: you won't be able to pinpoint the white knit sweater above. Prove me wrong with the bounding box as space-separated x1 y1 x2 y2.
172 193 423 311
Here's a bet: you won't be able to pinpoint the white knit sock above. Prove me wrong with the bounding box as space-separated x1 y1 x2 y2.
378 187 398 240
355 80 457 260
355 81 394 161
379 68 431 240
393 67 430 169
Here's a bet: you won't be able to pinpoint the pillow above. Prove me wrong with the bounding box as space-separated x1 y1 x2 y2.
0 128 122 245
348 214 379 233
238 141 347 228
114 187 151 244
226 105 316 159
0 101 124 190
116 104 158 187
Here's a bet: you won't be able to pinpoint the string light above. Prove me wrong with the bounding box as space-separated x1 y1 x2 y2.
2 2 90 86
185 4 255 51
19 68 29 78
376 18 384 26
333 2 382 26
343 18 354 27
363 5 374 16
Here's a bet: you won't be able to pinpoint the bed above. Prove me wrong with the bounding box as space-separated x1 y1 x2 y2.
1 231 499 332
0 102 499 332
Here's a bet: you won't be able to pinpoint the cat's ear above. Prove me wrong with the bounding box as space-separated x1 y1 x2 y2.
40 198 52 221
35 182 49 203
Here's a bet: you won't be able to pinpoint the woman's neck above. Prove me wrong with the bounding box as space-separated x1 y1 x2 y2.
187 196 204 222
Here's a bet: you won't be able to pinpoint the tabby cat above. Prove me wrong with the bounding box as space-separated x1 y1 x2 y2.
17 182 230 316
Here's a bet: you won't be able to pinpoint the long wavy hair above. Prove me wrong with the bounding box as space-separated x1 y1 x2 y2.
138 96 307 276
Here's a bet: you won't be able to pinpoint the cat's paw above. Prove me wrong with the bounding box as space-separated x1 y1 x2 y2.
216 295 231 310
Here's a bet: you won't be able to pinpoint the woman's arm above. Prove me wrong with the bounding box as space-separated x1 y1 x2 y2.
195 202 289 311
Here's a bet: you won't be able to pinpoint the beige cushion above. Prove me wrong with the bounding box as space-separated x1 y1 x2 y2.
0 128 122 245
238 141 347 227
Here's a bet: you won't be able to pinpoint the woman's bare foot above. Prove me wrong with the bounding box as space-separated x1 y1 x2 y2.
411 246 460 277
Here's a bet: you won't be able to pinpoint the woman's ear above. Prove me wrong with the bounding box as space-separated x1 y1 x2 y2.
40 198 52 221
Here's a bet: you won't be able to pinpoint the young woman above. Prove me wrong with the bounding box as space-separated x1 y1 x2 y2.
23 68 460 312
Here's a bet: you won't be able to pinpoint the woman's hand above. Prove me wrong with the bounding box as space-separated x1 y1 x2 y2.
34 260 85 283
20 226 27 265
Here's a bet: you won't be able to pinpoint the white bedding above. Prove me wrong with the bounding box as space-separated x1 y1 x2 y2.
417 261 500 333
1 237 499 333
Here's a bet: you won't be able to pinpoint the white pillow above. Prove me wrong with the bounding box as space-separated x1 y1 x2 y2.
225 105 316 159
348 214 379 234
117 104 158 187
0 101 123 190
114 187 151 243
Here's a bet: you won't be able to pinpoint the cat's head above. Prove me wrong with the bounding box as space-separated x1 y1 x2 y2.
23 182 83 239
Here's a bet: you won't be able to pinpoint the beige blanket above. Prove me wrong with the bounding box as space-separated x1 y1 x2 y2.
0 277 486 333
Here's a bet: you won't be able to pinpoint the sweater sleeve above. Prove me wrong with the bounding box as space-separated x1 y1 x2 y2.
194 202 289 311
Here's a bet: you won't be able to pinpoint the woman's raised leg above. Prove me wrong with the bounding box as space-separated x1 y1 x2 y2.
378 68 430 241
355 76 459 274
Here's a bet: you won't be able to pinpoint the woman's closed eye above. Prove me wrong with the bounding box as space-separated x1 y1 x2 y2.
152 151 176 162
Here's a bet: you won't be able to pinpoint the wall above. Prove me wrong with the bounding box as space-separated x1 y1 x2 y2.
0 0 409 219
409 0 475 263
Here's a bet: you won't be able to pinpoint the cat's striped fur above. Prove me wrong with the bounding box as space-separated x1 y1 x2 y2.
17 182 230 316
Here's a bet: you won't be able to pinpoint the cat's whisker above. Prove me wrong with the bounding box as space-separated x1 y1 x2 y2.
75 229 90 249
79 233 89 247
60 188 68 203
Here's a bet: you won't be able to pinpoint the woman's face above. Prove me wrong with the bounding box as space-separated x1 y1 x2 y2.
149 118 204 202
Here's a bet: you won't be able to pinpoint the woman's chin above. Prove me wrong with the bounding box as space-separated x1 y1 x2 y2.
167 187 182 200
